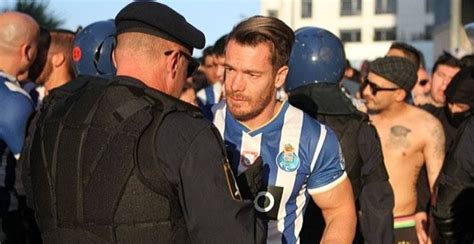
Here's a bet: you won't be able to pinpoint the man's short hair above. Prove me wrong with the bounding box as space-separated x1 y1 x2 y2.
389 42 421 68
50 29 75 76
226 16 294 71
201 46 215 64
50 29 75 59
432 52 463 74
460 54 474 67
213 34 227 57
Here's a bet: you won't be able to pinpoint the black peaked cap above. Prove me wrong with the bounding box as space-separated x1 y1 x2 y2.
115 1 205 51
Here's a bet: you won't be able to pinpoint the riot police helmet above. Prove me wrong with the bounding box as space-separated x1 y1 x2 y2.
72 20 116 78
285 26 346 92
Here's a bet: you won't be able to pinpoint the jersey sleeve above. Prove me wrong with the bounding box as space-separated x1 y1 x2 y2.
0 93 34 155
307 127 346 194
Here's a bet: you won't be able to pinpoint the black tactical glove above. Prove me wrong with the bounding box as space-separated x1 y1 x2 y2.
236 156 264 200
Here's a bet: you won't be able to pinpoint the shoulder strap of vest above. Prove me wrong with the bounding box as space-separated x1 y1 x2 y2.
108 79 190 228
134 93 188 231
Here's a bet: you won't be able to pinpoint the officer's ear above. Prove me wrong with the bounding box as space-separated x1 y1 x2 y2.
275 65 289 89
111 36 117 68
165 50 180 79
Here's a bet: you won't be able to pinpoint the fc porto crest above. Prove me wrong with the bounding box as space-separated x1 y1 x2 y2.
276 143 300 172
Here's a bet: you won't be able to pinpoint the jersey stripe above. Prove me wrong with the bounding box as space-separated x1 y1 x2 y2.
310 125 327 172
212 101 226 138
238 132 262 175
272 106 303 243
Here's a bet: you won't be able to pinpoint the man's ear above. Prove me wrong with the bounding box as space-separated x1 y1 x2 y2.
275 65 289 89
52 53 65 67
395 89 408 102
22 44 34 62
166 51 180 79
112 49 117 67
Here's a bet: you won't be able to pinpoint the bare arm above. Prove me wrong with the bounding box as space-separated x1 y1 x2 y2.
311 177 356 244
424 120 445 193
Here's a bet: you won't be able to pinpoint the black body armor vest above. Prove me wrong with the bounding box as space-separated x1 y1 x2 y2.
25 76 189 243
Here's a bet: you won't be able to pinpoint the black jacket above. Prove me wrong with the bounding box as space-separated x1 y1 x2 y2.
289 84 394 244
433 115 474 243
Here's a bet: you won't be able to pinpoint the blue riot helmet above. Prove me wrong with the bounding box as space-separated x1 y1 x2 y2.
285 26 346 92
72 20 116 78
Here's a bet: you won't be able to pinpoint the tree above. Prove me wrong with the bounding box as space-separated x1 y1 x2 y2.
4 0 64 29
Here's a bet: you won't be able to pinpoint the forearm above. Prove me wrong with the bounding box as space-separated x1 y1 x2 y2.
320 179 357 243
321 209 356 244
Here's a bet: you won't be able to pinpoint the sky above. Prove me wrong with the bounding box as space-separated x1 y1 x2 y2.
1 0 260 56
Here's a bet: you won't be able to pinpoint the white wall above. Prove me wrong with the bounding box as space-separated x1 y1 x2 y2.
261 0 434 69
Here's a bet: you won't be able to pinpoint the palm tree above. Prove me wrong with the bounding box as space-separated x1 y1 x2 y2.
3 0 64 29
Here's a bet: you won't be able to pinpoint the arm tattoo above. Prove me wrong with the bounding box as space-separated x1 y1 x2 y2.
431 124 445 160
389 125 411 149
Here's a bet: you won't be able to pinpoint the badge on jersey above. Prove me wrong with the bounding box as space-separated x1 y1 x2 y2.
240 151 259 168
276 143 300 172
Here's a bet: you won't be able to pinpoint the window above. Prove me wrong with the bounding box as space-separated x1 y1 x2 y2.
301 0 312 18
268 10 278 18
340 29 361 42
424 25 433 40
341 0 362 16
425 0 434 13
375 0 397 14
374 27 396 41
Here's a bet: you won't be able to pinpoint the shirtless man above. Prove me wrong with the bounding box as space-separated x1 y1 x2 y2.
362 56 445 243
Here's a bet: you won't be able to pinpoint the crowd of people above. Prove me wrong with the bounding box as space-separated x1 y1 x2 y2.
0 1 473 244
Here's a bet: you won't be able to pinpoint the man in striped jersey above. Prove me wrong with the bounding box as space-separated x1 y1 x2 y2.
213 16 356 243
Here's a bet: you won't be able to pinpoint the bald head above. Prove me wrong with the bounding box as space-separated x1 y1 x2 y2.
0 12 40 77
0 11 39 51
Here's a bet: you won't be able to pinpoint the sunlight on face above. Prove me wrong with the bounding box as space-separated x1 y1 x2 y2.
224 40 277 123
430 64 460 105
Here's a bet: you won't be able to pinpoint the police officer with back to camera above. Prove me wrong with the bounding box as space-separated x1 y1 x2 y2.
285 27 394 244
20 2 264 243
432 66 474 243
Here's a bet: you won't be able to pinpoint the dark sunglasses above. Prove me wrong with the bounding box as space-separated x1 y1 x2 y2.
419 79 428 86
164 50 199 78
362 78 399 96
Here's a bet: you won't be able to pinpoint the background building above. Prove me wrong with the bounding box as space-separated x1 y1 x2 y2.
261 0 435 69
433 0 474 59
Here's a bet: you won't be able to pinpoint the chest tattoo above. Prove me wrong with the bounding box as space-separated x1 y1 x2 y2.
388 125 412 149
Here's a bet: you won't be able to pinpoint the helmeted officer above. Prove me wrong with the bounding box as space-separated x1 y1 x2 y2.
285 26 394 244
72 19 116 77
20 2 264 243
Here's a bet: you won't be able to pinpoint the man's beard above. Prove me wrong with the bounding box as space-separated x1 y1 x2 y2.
226 88 275 122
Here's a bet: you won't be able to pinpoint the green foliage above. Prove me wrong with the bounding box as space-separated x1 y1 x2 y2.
8 0 64 29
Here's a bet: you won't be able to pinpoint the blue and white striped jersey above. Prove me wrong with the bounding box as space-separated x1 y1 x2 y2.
213 100 347 244
0 72 34 212
196 82 222 106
